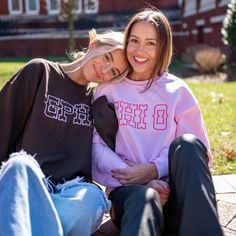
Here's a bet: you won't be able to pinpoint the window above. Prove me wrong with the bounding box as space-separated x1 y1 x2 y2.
84 0 99 14
219 0 230 7
8 0 23 14
73 0 82 14
25 0 39 14
183 0 196 17
199 0 216 13
47 0 60 14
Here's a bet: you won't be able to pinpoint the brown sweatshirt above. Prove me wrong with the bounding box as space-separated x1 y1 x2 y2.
0 58 94 184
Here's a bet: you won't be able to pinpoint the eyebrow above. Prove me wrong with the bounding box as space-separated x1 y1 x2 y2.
109 52 122 75
108 52 114 62
114 68 120 75
130 35 157 41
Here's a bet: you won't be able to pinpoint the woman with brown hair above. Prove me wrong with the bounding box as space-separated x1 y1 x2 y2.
92 9 223 236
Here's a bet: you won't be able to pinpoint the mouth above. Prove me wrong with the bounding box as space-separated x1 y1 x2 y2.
93 65 101 78
133 56 148 64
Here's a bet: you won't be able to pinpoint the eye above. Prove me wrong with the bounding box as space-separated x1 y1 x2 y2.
130 38 138 44
105 54 110 62
147 41 156 46
111 69 118 77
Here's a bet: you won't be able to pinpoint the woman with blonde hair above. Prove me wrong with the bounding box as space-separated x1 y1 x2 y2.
0 29 128 236
92 9 223 236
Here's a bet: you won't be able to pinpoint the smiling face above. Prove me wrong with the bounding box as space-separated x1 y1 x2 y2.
82 49 128 84
126 21 159 81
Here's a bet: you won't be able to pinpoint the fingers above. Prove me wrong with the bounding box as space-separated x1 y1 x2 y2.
157 191 169 205
156 180 170 190
123 159 135 167
111 168 128 175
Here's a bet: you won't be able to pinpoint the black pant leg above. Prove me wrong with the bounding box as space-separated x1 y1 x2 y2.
164 134 223 236
109 185 163 236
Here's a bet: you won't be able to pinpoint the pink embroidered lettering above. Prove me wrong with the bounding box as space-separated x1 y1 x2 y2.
116 101 147 129
153 104 168 130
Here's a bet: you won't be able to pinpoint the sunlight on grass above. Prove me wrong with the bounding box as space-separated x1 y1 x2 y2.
0 62 26 88
188 82 236 175
0 57 67 88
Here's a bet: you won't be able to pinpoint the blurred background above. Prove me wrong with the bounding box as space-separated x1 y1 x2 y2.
0 0 231 59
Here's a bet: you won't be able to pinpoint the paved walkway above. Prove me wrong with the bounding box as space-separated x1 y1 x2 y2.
93 174 236 236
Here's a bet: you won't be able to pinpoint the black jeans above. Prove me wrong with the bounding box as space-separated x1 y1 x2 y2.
108 134 223 236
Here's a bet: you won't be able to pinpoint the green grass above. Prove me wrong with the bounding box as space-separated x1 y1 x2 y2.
0 56 67 88
188 82 236 175
0 59 235 175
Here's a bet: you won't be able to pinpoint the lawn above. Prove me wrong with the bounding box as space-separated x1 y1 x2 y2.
0 58 235 175
188 82 236 175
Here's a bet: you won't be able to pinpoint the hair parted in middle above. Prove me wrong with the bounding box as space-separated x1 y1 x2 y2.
124 8 173 89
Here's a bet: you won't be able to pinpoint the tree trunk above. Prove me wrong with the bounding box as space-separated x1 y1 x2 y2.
68 14 76 53
227 51 236 81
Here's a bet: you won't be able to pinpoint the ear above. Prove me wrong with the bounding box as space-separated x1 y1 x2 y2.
89 41 97 50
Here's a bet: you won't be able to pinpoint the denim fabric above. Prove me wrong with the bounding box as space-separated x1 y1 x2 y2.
0 151 110 236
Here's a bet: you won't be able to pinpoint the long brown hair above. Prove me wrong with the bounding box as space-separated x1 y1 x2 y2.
124 9 173 90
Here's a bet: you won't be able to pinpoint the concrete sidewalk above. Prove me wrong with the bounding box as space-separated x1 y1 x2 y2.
93 174 236 236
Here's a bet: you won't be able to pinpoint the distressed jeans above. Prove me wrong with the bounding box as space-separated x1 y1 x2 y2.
0 151 111 236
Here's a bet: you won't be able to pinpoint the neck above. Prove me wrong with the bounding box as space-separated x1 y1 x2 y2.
129 71 151 81
61 63 87 86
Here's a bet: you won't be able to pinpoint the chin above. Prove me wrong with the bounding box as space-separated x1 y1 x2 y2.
133 68 148 74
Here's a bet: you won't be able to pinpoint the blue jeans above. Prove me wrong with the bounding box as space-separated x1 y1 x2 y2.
0 151 110 236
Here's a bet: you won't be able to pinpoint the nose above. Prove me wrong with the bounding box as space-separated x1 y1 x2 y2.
136 43 146 53
100 63 111 74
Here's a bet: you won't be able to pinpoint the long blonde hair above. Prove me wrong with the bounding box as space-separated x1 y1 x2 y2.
124 9 173 90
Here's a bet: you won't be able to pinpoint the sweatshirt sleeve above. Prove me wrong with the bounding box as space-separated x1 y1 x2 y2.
152 148 169 179
175 104 212 165
91 95 118 151
92 129 129 187
92 86 130 187
0 59 44 162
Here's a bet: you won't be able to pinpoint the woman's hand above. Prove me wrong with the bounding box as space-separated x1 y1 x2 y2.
147 180 170 205
111 162 158 185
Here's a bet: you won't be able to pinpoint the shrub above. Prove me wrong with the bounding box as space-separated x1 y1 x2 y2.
222 0 236 81
195 47 226 73
182 45 225 73
182 44 208 65
222 0 236 53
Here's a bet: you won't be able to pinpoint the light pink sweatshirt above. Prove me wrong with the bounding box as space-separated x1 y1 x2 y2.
92 73 212 188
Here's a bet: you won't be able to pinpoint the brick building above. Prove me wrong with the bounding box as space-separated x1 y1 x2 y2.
0 0 231 58
174 0 231 55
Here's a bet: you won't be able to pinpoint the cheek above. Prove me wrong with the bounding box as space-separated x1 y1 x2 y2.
146 47 158 59
104 72 113 82
126 48 134 62
127 44 137 53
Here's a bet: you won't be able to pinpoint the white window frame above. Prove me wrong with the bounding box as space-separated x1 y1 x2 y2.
25 0 39 14
210 14 226 24
72 0 82 14
191 29 198 35
196 19 205 26
219 0 230 7
178 0 183 7
8 0 23 15
199 0 216 13
203 27 213 34
183 0 197 17
47 0 60 15
84 0 99 14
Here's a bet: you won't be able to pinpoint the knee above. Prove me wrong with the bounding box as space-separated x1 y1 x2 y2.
170 134 198 149
126 185 161 209
126 186 163 228
169 134 208 167
1 151 44 178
